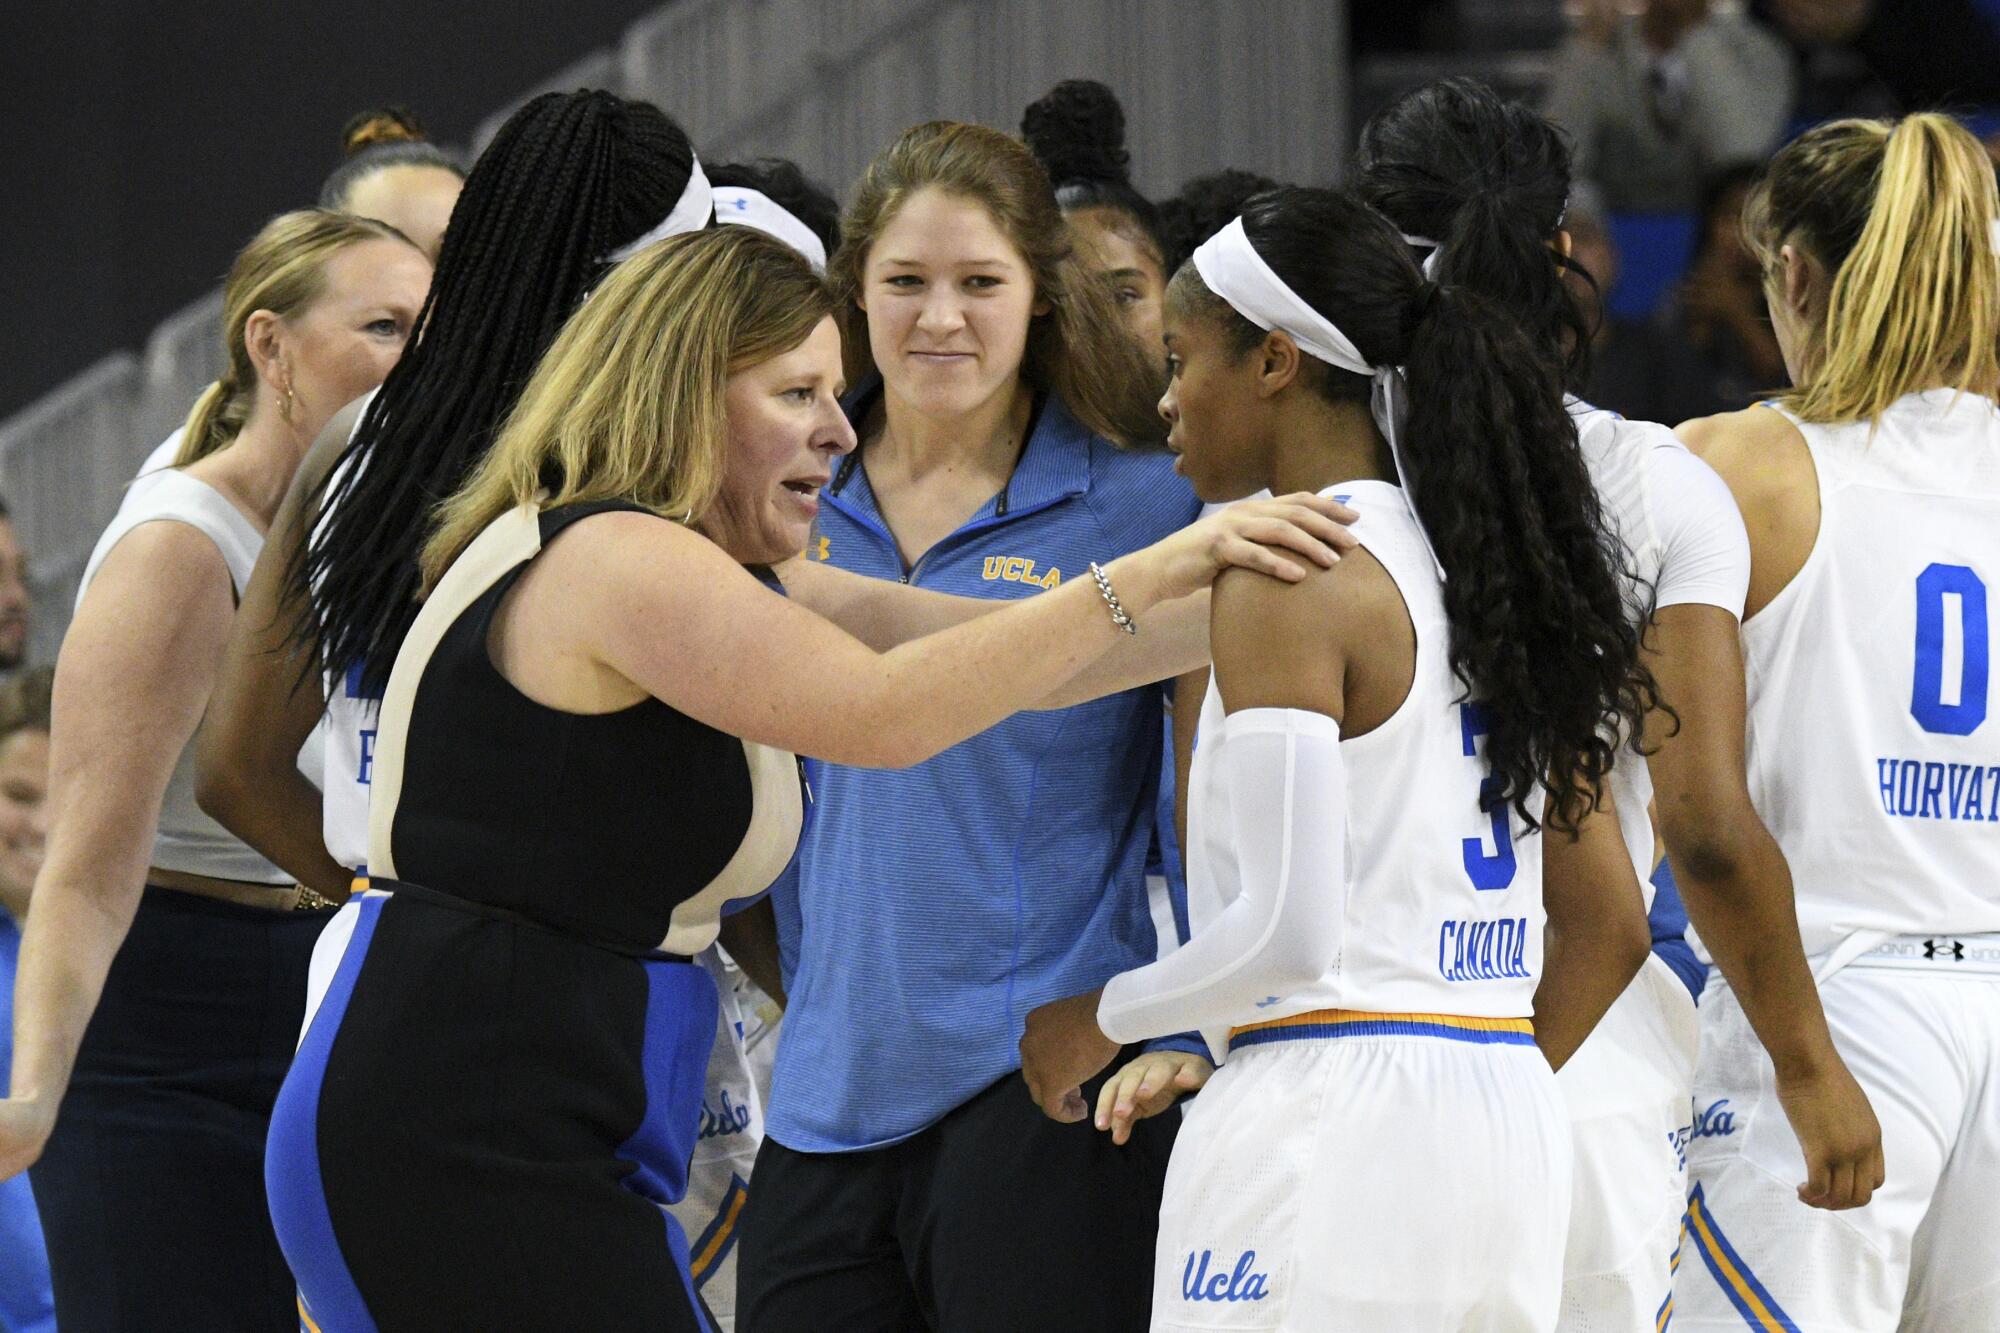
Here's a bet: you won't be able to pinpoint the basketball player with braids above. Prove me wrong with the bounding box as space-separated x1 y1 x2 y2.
1675 113 1995 1332
1353 78 1882 1332
1026 185 1655 1328
189 90 793 1326
198 90 709 917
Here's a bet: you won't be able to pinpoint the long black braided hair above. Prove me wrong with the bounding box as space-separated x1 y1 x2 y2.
298 90 700 696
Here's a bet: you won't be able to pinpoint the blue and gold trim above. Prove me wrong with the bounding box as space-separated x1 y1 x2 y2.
1683 1185 1800 1332
688 1173 750 1289
1228 1008 1536 1053
1658 1219 1683 1331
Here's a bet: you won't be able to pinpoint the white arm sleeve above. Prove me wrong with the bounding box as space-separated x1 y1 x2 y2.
1648 442 1752 618
1098 707 1348 1045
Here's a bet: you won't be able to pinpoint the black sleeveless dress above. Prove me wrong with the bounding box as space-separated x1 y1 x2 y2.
265 501 802 1332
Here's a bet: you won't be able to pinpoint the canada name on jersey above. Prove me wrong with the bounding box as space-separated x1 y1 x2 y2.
1437 916 1532 982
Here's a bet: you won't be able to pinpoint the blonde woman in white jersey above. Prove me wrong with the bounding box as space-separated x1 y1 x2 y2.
1673 113 1994 1331
1019 187 1657 1330
1353 78 1884 1332
0 210 428 1331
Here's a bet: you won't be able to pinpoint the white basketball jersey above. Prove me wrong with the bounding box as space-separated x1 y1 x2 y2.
322 665 378 873
310 397 378 872
1185 481 1547 1024
1742 392 2000 958
1571 399 1753 900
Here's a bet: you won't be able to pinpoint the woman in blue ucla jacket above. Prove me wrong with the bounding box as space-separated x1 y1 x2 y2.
736 121 1208 1331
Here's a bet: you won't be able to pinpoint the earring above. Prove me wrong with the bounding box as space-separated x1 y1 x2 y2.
279 380 296 425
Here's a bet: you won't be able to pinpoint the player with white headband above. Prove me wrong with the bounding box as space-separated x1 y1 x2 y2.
1022 186 1657 1329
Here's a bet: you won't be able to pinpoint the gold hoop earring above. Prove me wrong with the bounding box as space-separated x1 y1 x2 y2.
280 383 296 425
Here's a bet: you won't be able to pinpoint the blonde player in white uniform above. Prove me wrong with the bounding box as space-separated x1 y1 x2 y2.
1674 112 1997 1330
1021 187 1656 1330
1352 78 1885 1332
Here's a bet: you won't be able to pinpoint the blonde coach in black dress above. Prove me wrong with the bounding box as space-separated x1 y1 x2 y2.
263 226 1353 1330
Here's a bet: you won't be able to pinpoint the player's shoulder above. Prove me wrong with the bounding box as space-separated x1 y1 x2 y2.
1675 404 1809 505
1215 487 1407 643
1569 397 1681 464
1674 404 1796 466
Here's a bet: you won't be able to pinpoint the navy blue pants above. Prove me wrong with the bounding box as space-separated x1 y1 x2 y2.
737 1057 1180 1332
30 887 327 1332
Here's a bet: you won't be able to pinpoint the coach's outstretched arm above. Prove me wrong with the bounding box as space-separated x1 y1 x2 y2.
773 494 1359 707
577 496 1349 771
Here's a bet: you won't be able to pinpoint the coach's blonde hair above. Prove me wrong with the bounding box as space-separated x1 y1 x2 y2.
1746 113 2000 424
177 209 414 465
421 226 834 588
830 120 1166 446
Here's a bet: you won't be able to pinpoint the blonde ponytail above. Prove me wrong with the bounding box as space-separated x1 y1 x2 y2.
172 208 415 467
176 374 252 465
1749 113 2000 424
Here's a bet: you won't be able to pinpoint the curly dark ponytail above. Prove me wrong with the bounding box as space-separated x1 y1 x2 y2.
1198 188 1653 832
1353 77 1595 392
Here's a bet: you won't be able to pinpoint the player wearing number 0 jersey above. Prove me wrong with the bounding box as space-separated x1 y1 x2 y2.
1034 188 1655 1331
1675 113 1999 1331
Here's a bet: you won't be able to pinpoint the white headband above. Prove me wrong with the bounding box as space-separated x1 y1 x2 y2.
604 153 713 263
1401 233 1445 279
712 185 828 273
1191 216 1446 580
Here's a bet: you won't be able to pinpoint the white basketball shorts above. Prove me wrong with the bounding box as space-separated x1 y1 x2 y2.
1557 954 1700 1332
1677 953 2000 1331
1152 1010 1571 1331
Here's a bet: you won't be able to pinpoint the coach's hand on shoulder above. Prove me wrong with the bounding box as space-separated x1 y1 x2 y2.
1778 1059 1886 1211
0 1095 55 1182
1133 493 1358 605
1020 988 1120 1124
1096 1050 1212 1146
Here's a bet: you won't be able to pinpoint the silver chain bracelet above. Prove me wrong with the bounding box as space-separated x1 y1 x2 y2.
1088 561 1137 635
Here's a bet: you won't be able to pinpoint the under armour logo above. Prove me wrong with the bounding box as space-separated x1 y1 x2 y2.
1923 938 1967 961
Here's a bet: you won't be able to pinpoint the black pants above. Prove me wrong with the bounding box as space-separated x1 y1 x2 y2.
737 1058 1179 1332
30 887 329 1333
